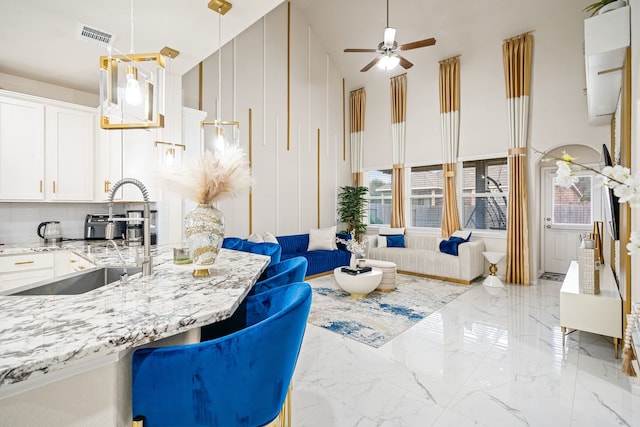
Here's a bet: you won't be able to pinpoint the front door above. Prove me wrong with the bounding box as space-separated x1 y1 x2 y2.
542 167 602 274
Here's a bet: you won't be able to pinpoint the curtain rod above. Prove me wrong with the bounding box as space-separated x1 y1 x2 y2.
503 30 535 42
438 54 461 64
389 72 407 79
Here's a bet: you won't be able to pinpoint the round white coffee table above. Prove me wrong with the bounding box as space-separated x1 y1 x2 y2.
333 267 383 298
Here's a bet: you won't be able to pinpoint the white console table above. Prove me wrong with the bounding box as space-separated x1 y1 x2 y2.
560 261 622 357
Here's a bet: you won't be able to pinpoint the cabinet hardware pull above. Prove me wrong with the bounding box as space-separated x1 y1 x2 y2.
105 180 111 193
15 261 35 265
53 181 56 193
39 180 43 193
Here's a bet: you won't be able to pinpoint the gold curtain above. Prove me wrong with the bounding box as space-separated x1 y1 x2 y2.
390 74 407 228
503 33 533 285
350 88 366 186
439 56 461 237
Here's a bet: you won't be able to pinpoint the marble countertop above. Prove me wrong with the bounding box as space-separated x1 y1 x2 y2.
0 241 270 391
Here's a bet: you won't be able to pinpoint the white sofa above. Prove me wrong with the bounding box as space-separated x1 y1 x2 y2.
365 233 485 284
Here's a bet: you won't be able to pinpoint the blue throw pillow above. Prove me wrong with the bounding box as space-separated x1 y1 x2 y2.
439 236 466 256
385 235 405 248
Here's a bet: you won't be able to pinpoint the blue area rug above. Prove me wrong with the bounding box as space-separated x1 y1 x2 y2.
307 273 472 348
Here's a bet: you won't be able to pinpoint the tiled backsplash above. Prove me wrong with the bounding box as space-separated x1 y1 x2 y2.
0 202 167 245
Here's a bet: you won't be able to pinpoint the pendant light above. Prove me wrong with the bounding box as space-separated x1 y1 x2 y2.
99 0 171 129
201 0 239 155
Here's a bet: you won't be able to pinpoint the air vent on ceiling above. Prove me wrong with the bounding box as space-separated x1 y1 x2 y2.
76 23 116 47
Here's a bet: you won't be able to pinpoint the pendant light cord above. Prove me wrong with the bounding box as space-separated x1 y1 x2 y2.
217 6 222 122
130 0 135 54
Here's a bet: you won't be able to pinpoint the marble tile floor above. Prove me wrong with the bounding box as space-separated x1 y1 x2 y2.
292 279 640 426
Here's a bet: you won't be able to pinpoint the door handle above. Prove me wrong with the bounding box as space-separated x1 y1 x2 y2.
546 225 551 229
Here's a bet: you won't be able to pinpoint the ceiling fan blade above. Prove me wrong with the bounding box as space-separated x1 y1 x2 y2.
398 55 414 70
361 57 381 72
383 27 396 48
399 38 436 51
344 48 377 53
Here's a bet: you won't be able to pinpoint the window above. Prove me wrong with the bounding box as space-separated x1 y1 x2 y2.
552 174 593 226
365 169 392 225
461 158 508 231
409 165 443 228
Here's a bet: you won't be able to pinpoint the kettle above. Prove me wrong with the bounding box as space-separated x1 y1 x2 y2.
37 221 62 245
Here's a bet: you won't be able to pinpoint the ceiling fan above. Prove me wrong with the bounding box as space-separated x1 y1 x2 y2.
343 0 436 72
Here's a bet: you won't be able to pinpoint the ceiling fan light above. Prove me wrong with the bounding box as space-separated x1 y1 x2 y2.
383 27 396 48
377 55 400 71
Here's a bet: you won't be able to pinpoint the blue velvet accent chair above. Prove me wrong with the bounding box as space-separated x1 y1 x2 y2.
251 257 308 295
239 241 282 266
221 237 282 267
221 237 244 250
132 282 312 427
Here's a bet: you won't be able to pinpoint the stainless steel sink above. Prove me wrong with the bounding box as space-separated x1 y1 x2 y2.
12 267 142 296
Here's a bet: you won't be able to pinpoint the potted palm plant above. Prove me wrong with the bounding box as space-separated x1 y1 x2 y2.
337 185 368 241
583 0 626 17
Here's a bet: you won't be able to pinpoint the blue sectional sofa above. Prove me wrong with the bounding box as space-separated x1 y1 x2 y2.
276 233 351 277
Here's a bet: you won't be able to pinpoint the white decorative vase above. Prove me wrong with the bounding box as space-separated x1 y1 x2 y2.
184 203 225 266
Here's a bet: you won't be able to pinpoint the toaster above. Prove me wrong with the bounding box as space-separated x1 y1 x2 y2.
84 214 126 240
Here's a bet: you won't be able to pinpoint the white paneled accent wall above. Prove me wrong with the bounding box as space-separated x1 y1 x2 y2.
183 2 352 238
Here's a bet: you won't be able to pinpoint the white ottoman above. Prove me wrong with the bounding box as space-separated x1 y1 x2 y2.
334 267 383 298
361 259 397 292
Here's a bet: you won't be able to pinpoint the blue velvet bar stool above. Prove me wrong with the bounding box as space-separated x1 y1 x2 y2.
132 282 312 427
251 257 308 295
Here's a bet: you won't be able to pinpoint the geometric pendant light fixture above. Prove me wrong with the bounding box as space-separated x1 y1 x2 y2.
99 52 165 129
99 0 172 130
201 0 239 154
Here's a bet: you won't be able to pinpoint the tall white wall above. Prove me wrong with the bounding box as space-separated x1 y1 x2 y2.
182 3 351 238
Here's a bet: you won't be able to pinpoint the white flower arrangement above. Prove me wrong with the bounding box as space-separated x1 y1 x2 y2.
537 149 640 255
336 230 366 257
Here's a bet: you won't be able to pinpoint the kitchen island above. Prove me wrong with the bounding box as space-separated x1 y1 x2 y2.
0 241 270 427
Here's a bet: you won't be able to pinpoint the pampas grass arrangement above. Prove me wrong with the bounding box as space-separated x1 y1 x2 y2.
159 143 251 204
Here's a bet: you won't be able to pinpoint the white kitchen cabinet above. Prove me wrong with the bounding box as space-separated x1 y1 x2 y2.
0 252 54 295
45 106 94 201
54 250 95 277
121 128 158 201
0 95 45 200
95 126 158 202
0 90 95 202
94 116 123 202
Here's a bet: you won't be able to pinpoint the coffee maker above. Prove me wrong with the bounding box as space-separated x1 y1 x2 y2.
125 210 157 246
